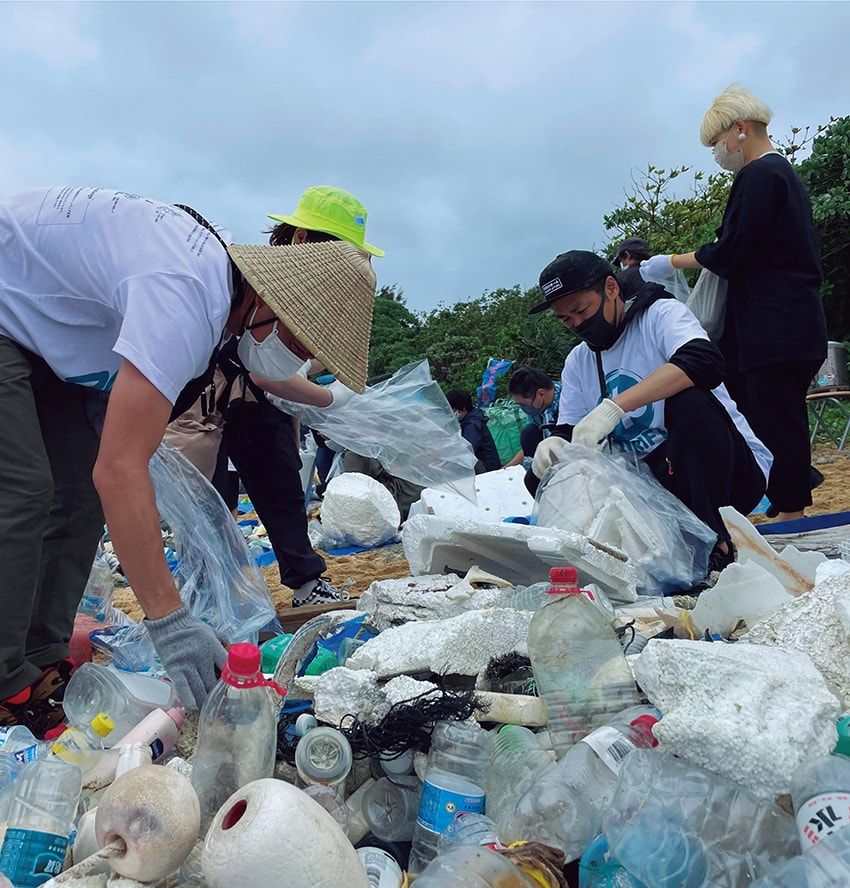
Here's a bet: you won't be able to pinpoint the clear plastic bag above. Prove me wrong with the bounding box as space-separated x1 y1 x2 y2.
270 361 478 501
533 442 715 595
638 264 692 302
148 444 276 642
687 268 728 340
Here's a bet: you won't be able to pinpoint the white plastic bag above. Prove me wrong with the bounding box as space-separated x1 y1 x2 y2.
687 268 728 340
149 445 276 642
533 442 715 595
638 264 692 303
270 361 478 501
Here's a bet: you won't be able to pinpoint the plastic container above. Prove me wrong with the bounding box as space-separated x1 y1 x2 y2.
408 720 489 874
505 708 659 860
295 726 353 793
190 643 281 833
357 846 404 888
363 775 421 841
579 834 647 888
750 827 850 887
528 567 641 757
414 845 538 886
51 712 115 771
0 759 83 886
485 724 554 835
498 582 551 612
63 662 177 740
0 725 44 769
303 784 351 833
603 749 798 888
111 706 185 762
260 633 293 674
77 551 115 621
438 812 501 852
793 753 850 851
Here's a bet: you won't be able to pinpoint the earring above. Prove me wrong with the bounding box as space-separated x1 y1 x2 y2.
738 131 746 142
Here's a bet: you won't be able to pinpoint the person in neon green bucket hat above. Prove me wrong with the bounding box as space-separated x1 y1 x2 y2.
267 185 384 257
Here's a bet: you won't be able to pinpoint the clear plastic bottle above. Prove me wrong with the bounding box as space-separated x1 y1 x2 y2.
497 582 551 611
485 724 554 835
408 720 489 874
603 749 798 888
77 550 115 621
295 726 353 794
528 567 641 758
51 711 115 771
363 775 420 841
303 784 351 834
356 846 404 888
438 812 501 852
793 753 850 851
579 834 648 888
0 759 82 886
190 643 281 834
750 827 850 887
0 725 45 770
414 845 538 887
505 709 659 860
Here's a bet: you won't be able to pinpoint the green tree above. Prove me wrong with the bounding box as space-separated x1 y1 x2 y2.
367 284 423 378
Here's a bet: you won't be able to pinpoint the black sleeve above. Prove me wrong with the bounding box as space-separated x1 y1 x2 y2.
524 468 540 496
669 339 725 391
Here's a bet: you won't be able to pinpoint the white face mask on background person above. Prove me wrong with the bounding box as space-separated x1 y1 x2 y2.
713 128 746 173
237 306 306 380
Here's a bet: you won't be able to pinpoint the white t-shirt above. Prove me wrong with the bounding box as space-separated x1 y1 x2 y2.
557 299 773 481
0 186 234 404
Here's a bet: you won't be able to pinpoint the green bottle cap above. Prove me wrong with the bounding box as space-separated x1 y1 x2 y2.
835 716 850 757
260 634 293 674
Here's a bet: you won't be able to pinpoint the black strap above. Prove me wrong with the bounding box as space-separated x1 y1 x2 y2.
173 204 244 305
594 350 607 402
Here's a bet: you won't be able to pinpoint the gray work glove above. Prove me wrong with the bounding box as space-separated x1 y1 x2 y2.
145 606 227 711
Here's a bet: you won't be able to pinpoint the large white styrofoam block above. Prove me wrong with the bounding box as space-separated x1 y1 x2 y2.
742 571 850 706
347 608 534 679
321 472 401 547
691 561 794 636
382 675 440 707
313 668 390 728
419 466 534 523
402 515 638 602
635 639 839 798
356 574 501 630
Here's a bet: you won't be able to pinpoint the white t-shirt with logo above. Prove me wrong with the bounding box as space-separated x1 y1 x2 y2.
0 186 234 404
557 299 773 481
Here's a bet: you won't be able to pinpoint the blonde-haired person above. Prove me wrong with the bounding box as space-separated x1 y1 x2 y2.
641 85 827 522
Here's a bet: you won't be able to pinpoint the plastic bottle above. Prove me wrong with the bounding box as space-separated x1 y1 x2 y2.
414 845 538 887
0 759 82 886
295 726 353 794
750 827 850 887
579 834 648 888
793 753 850 851
0 725 44 770
303 783 351 834
603 749 798 888
528 567 641 758
111 706 185 762
190 643 281 833
408 720 489 874
498 582 551 611
438 812 501 852
63 662 176 739
485 724 554 835
363 775 421 841
51 712 115 772
259 633 293 674
505 708 659 860
77 551 115 621
357 846 404 888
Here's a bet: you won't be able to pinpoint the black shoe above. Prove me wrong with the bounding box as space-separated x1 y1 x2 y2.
292 577 350 608
707 541 737 575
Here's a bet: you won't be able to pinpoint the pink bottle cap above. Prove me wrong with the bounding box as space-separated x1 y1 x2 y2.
227 643 261 677
167 707 186 728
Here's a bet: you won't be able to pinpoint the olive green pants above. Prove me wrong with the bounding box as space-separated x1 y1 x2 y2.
0 337 105 699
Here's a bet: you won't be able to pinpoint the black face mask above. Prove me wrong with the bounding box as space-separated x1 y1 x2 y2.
574 295 624 351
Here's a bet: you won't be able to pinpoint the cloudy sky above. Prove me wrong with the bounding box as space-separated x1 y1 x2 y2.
1 1 847 311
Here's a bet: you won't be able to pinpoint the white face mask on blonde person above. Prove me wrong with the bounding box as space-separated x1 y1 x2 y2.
237 306 306 380
713 127 746 173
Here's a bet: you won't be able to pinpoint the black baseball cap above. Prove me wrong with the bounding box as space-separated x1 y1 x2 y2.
530 250 614 315
613 238 650 264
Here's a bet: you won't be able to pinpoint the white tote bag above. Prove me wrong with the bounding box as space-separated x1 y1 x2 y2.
687 268 728 341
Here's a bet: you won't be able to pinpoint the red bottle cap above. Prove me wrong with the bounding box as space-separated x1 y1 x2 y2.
631 714 659 747
547 566 580 594
226 643 261 677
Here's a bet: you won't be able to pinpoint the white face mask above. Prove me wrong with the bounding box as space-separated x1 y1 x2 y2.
237 307 306 380
714 128 745 173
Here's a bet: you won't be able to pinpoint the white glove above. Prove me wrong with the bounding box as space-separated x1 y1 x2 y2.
325 380 357 409
531 436 571 479
295 360 312 379
640 254 675 279
571 398 625 449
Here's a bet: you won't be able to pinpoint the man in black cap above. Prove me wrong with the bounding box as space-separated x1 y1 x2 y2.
612 238 651 270
527 250 772 573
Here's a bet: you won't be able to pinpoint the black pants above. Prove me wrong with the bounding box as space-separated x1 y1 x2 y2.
725 360 820 514
223 398 325 590
520 423 544 458
644 388 766 541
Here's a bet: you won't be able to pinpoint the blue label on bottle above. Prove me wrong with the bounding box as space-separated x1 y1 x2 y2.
0 828 69 886
12 744 39 765
416 779 485 833
150 738 165 760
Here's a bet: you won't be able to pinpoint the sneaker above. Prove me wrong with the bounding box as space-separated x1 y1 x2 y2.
292 577 350 608
0 659 76 737
707 541 737 575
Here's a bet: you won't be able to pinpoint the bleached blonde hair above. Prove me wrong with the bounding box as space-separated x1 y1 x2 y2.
700 86 773 146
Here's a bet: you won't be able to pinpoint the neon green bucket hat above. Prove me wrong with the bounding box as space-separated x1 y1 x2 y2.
268 185 384 257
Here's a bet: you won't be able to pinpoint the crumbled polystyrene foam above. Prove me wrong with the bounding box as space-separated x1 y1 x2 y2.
314 667 390 728
347 608 534 679
320 472 401 547
741 571 850 706
635 639 839 798
356 574 501 630
420 466 533 523
382 675 439 707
